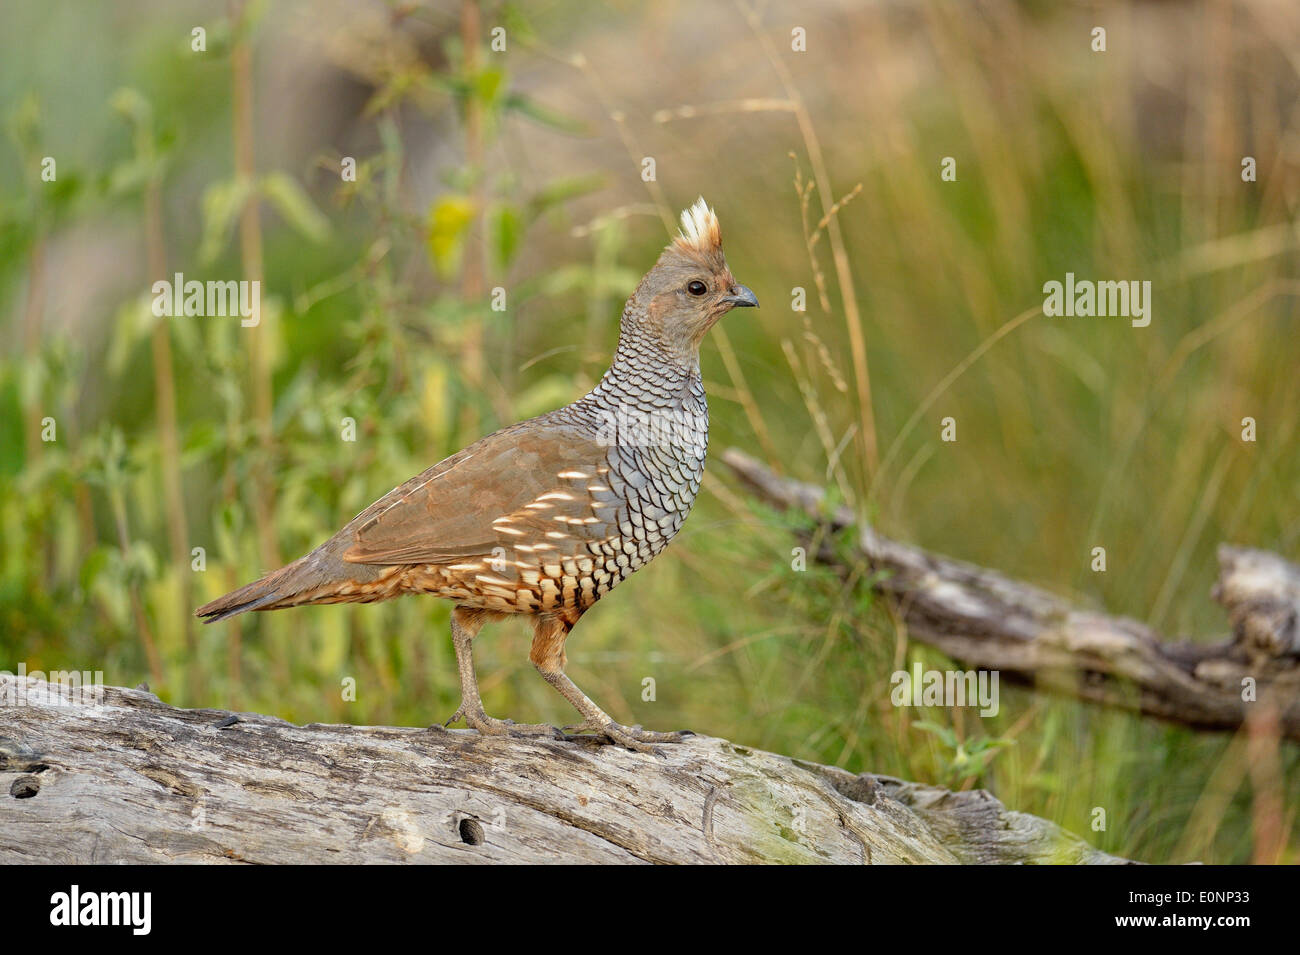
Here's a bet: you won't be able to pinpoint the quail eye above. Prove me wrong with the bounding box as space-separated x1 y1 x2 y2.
687 280 708 296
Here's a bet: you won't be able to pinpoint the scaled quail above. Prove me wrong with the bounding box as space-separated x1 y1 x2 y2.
197 198 759 752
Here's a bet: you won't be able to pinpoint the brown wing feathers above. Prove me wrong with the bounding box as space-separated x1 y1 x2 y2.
343 425 609 565
197 420 614 621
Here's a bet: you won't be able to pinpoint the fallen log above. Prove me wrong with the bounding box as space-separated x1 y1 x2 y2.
0 675 1129 864
722 448 1300 742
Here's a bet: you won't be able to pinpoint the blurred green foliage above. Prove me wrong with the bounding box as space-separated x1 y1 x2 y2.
0 0 1296 865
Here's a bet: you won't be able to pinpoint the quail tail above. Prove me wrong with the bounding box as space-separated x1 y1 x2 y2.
195 561 306 623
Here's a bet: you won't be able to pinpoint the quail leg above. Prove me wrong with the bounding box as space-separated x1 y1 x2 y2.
529 616 690 754
444 608 563 740
541 669 687 754
563 719 693 745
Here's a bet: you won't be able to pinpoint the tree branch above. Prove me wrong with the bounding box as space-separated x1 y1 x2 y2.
0 676 1128 864
722 448 1300 742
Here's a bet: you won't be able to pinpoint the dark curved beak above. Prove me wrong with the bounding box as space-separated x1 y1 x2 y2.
722 285 759 309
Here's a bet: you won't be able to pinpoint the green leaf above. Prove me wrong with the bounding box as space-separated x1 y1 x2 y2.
6 92 42 159
108 87 169 192
105 157 157 198
109 86 155 159
260 172 330 243
43 173 84 216
17 352 46 409
106 293 161 376
198 177 254 264
180 421 221 467
500 4 537 44
529 174 603 217
475 67 507 108
490 203 521 270
538 264 638 298
502 92 587 135
913 720 958 748
365 64 435 118
78 545 113 591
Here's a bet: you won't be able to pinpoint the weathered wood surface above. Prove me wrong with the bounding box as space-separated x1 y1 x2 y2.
723 448 1300 742
0 676 1128 864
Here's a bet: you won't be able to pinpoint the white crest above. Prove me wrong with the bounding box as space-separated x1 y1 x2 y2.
675 196 721 253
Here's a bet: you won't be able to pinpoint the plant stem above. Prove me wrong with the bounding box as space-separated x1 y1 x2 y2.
230 0 279 571
109 483 164 686
145 177 198 700
459 0 491 421
21 236 47 462
738 0 879 484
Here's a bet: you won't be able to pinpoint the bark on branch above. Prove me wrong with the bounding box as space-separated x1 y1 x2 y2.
722 448 1300 742
0 676 1129 864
